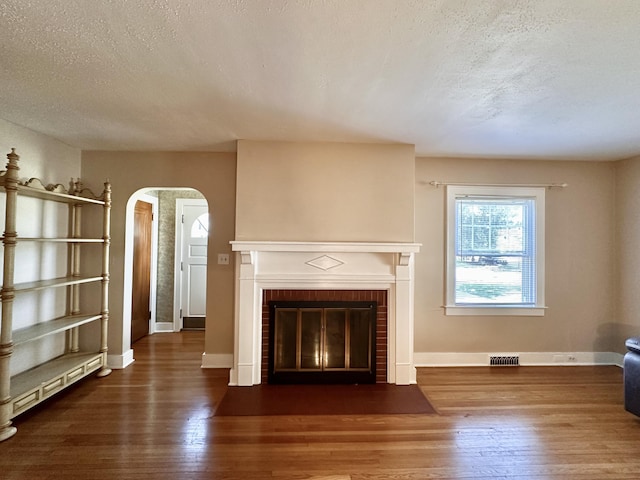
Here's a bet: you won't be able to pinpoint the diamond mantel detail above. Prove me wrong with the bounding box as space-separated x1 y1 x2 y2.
305 255 344 271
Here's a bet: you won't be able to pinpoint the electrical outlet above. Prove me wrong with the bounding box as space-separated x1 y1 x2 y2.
217 253 230 265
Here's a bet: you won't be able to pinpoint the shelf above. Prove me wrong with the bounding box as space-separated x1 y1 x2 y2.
16 184 105 205
13 313 102 345
10 352 104 418
11 237 105 243
0 151 112 441
12 275 103 293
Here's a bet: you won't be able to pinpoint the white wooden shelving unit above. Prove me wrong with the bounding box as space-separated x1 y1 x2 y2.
0 148 112 441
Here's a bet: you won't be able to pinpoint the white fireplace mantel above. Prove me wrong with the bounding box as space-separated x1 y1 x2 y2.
229 241 420 386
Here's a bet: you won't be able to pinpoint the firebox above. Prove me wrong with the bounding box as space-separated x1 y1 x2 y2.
268 301 376 384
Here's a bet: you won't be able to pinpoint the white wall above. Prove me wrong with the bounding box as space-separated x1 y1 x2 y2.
0 119 80 181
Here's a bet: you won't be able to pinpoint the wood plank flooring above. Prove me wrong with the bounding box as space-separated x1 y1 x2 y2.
1 331 640 479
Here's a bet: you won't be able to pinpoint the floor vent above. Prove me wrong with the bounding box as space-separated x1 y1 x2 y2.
489 355 520 366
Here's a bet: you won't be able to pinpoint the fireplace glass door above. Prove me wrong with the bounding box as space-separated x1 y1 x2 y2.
269 301 376 384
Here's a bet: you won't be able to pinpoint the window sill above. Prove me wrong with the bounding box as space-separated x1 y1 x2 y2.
444 305 547 316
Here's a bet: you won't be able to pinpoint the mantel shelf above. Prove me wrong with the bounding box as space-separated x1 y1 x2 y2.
13 314 103 345
230 241 422 253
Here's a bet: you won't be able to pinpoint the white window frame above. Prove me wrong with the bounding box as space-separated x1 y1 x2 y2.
445 185 546 316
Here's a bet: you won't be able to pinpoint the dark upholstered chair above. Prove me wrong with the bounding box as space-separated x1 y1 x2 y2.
624 337 640 417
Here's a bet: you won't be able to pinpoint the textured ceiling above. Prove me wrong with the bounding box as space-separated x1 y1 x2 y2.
1 0 640 160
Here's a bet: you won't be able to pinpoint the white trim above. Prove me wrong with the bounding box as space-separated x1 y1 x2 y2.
414 351 624 367
107 349 135 369
146 196 159 334
231 241 421 253
606 352 625 368
444 306 547 316
173 199 183 332
123 191 159 355
202 353 233 369
153 322 175 333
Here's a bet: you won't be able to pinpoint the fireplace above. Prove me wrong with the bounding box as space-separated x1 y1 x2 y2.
230 241 420 386
268 300 376 384
261 289 388 383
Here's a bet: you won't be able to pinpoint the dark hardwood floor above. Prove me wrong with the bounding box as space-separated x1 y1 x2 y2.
1 331 640 479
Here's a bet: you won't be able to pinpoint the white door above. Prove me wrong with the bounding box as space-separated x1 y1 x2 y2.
175 199 208 330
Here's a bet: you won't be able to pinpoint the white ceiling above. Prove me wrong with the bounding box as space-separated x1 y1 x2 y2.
1 0 640 160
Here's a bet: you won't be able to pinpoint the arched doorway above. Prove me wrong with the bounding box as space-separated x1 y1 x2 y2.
123 188 208 353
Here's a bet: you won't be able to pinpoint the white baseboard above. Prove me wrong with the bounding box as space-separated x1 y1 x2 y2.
107 349 135 369
201 353 233 369
153 322 175 333
414 351 625 368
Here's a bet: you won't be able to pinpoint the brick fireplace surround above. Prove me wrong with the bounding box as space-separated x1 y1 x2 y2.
230 241 420 386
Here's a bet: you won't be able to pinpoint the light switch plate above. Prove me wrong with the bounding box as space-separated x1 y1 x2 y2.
217 253 230 265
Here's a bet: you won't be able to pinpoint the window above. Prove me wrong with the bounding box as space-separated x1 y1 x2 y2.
190 213 209 238
445 186 545 316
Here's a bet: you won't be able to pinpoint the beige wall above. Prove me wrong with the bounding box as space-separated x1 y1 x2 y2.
4 120 635 363
80 151 237 358
614 156 640 350
415 157 617 355
236 140 416 242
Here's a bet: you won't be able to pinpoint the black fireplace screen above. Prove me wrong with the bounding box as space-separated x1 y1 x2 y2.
268 301 376 384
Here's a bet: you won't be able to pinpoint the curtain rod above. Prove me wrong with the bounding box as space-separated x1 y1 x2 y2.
429 181 568 189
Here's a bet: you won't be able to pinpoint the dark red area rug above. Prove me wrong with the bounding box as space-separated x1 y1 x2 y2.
214 384 436 416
